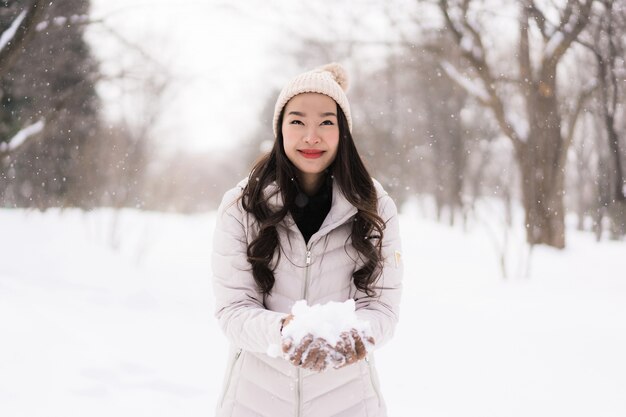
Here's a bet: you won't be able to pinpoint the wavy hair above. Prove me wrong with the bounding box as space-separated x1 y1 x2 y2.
240 104 385 296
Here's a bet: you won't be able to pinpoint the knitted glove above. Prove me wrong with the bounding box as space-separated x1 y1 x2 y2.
282 333 334 372
332 329 374 368
281 327 375 372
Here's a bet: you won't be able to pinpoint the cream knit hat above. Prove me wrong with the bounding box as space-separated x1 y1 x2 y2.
272 63 352 138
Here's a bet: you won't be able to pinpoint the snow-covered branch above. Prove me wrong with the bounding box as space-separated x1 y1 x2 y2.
35 14 90 32
544 25 567 59
440 60 490 102
459 31 483 61
439 0 526 149
0 119 45 154
0 10 27 52
0 0 50 78
543 0 594 63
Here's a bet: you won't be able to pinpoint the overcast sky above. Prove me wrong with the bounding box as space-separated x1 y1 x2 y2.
85 0 424 154
87 0 295 153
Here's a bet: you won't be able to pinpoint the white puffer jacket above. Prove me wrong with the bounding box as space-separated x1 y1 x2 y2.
211 177 403 417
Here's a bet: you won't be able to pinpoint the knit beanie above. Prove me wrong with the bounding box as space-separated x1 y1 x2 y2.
272 63 352 138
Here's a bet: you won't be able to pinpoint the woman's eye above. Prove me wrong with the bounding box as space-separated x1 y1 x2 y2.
321 120 334 125
290 120 304 125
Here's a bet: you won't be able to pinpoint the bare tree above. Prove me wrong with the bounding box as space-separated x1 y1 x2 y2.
434 0 597 248
581 0 626 238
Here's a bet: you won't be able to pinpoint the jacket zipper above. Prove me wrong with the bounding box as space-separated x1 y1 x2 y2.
365 357 382 407
297 248 312 417
303 250 312 300
220 348 242 408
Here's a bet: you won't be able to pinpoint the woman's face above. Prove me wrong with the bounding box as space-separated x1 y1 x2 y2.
281 93 340 188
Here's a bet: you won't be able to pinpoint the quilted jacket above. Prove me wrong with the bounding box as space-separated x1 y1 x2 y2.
211 177 403 417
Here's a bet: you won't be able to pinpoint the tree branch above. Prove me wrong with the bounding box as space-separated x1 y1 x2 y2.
519 1 534 87
528 0 550 39
438 0 526 149
0 0 50 78
558 82 595 170
0 119 45 158
544 0 595 67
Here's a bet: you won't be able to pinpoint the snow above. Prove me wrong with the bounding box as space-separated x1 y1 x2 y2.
53 16 68 27
271 300 375 370
70 15 90 25
544 14 578 59
283 299 371 346
460 34 483 61
0 10 27 52
544 30 564 59
440 60 490 102
1 206 625 416
0 119 45 153
36 15 89 32
268 299 374 362
460 35 474 54
35 21 49 32
508 112 529 142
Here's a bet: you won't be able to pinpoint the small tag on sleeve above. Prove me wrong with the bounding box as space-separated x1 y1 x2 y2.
394 250 402 268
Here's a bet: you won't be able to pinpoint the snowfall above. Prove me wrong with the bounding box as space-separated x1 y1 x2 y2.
1 199 625 417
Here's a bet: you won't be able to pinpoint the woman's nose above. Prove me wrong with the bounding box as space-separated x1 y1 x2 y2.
303 128 321 144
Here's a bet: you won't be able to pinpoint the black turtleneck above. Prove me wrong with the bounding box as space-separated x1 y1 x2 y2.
290 178 332 244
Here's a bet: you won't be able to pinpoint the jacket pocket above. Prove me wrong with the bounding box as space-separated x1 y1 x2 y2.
220 348 242 408
365 357 382 407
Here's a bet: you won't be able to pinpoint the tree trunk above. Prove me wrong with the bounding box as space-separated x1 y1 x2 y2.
518 72 567 248
519 153 566 248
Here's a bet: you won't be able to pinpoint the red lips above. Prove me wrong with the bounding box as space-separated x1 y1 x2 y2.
298 149 324 159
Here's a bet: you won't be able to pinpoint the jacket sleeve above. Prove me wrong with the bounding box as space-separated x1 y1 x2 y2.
354 193 403 349
211 186 287 353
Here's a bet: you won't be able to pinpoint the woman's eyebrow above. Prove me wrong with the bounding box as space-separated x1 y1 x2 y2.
287 111 337 117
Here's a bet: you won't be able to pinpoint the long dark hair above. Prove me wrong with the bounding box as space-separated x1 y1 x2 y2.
241 104 385 296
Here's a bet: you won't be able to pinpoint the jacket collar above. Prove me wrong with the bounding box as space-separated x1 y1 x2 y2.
238 176 358 237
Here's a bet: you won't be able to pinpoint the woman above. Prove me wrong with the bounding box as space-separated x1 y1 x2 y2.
212 63 403 417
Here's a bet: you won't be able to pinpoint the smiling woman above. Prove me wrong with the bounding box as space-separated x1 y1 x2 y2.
281 93 340 195
210 63 403 417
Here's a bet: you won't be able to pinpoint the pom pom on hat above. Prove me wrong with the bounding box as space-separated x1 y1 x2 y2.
272 63 352 138
315 63 349 92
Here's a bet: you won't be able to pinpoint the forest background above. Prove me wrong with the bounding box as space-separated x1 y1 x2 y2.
1 0 624 250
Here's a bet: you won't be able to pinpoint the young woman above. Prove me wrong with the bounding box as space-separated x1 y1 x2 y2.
212 63 403 417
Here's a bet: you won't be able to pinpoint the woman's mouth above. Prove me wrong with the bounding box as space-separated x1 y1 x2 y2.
298 149 324 159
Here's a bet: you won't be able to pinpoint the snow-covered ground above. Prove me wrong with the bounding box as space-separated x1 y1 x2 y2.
1 205 625 417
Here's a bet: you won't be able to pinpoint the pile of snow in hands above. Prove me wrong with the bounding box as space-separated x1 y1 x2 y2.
268 299 374 367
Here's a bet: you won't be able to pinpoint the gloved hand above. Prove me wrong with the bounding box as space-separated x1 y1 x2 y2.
282 333 333 372
281 325 375 372
333 328 374 367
